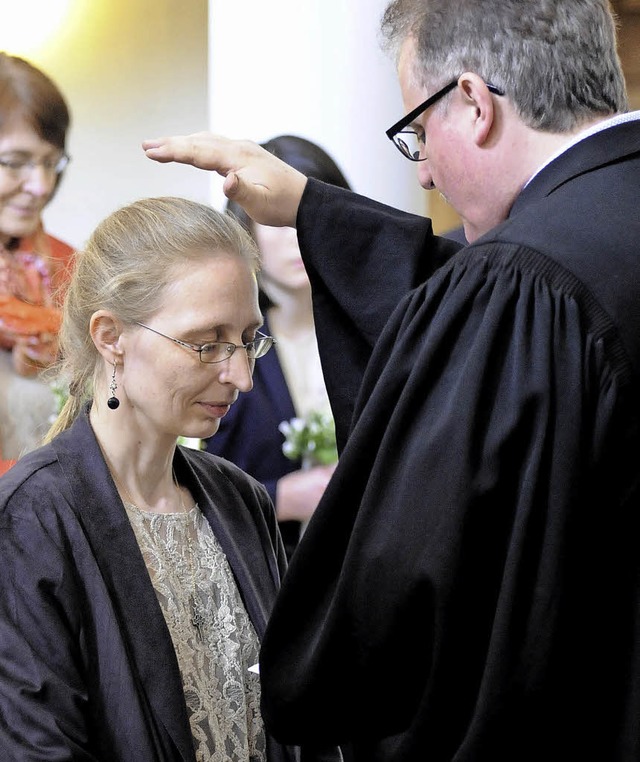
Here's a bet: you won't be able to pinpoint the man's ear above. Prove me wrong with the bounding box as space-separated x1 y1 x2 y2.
458 72 498 147
90 310 123 362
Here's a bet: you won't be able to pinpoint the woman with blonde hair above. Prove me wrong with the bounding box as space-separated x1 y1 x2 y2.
0 196 339 762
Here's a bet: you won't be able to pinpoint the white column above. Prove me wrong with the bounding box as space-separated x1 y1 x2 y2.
208 0 426 216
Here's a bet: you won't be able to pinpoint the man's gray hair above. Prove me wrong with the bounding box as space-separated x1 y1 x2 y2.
380 0 628 132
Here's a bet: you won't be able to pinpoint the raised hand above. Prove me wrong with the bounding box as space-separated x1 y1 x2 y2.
142 132 308 228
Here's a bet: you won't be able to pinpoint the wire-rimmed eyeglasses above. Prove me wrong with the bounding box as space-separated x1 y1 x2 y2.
0 152 71 178
135 322 275 364
386 78 504 161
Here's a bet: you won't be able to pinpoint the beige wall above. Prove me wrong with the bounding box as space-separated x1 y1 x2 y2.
5 0 210 249
615 2 640 108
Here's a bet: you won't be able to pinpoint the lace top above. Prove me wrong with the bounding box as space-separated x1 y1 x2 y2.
124 502 266 762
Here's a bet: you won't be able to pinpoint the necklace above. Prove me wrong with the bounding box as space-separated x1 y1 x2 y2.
108 463 208 640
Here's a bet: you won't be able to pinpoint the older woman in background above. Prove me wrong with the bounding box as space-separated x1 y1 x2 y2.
0 52 73 463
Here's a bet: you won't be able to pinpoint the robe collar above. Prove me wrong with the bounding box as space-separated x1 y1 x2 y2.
511 119 640 216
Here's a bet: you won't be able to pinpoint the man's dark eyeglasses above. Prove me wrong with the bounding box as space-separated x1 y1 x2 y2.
386 78 505 162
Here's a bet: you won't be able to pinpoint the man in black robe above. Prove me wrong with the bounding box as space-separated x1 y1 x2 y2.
143 0 640 758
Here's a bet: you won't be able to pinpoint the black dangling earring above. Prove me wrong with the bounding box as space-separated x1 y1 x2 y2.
107 361 120 410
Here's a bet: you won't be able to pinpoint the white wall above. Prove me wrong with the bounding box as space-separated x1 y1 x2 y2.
4 0 427 249
209 0 426 216
6 0 210 250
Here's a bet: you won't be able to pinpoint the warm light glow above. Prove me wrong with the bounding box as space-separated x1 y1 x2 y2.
0 0 72 57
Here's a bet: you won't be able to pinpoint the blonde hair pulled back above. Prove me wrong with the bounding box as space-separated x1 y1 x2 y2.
45 196 258 441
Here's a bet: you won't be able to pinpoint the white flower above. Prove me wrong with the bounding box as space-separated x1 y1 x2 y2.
278 421 292 437
278 409 338 466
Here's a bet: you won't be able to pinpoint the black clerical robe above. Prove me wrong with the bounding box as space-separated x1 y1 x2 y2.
259 120 640 760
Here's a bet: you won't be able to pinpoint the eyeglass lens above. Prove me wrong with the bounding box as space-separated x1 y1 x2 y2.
199 336 273 363
394 130 423 161
0 154 69 177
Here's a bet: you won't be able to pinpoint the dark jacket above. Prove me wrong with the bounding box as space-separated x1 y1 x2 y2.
0 407 337 761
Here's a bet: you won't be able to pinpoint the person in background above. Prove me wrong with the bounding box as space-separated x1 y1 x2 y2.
144 0 640 757
0 52 73 464
207 134 349 560
0 196 340 762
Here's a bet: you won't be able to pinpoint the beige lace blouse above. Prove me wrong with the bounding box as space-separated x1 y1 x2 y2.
124 502 266 762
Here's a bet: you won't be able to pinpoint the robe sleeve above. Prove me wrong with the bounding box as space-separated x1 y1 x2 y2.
296 179 461 448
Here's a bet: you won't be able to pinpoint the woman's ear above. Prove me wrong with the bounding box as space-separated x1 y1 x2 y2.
90 310 123 362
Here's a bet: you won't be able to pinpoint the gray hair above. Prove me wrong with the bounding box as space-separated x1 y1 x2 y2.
380 0 628 132
46 196 258 440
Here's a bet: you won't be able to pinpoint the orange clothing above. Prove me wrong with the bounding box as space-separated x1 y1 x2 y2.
0 227 74 375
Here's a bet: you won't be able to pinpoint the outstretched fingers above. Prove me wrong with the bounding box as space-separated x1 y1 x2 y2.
142 132 235 174
142 132 308 227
